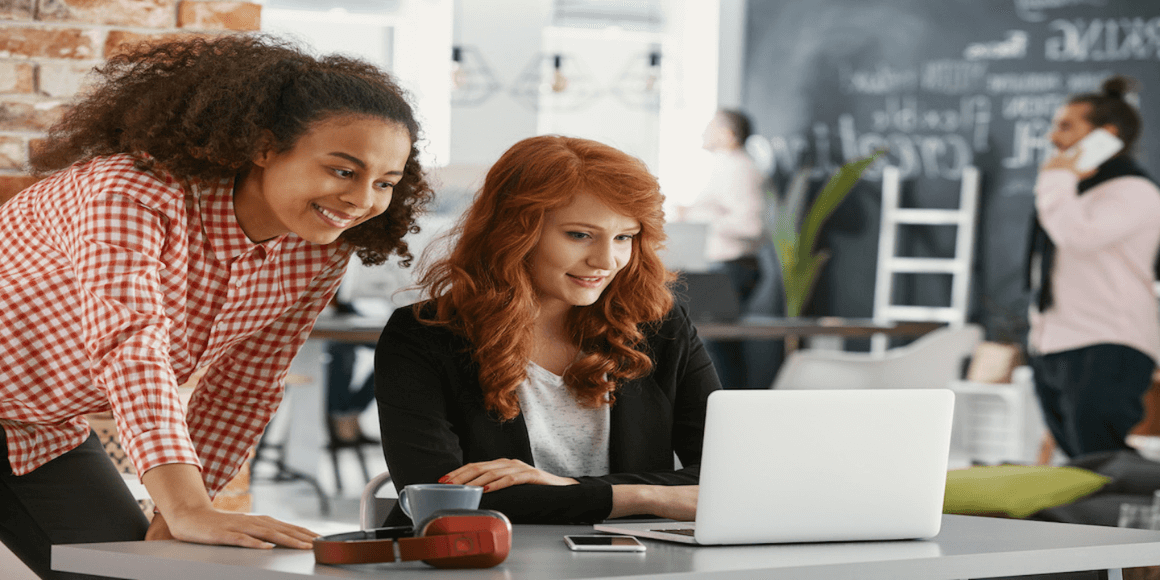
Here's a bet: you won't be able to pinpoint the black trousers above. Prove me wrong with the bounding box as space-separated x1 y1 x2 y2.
1 428 150 579
1030 343 1156 459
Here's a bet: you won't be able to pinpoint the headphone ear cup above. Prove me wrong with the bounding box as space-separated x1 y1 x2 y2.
416 509 512 569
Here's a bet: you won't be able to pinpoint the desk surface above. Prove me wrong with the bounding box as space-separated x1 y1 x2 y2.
310 314 945 344
53 515 1160 580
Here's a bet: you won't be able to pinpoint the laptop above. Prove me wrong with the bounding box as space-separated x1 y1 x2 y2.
594 389 955 545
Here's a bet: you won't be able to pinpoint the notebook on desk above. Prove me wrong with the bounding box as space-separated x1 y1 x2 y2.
594 389 955 545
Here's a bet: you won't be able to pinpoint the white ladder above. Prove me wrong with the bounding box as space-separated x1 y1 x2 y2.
872 165 980 353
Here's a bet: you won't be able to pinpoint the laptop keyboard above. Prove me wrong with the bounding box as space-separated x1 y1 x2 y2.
653 528 696 536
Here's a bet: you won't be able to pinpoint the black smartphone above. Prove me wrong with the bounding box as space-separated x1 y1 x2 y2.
563 534 646 552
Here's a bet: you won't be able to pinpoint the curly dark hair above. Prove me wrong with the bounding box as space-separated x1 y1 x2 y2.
30 33 433 266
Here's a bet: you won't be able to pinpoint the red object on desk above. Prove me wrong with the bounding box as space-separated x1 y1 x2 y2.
313 510 512 569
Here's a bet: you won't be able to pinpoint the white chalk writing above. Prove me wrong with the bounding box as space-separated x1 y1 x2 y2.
840 64 919 95
986 72 1063 93
1002 118 1054 168
1001 93 1067 119
964 31 1030 60
1045 17 1160 61
921 60 989 94
1014 0 1108 23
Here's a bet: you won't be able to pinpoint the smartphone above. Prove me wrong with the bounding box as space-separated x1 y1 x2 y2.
1071 127 1124 172
564 534 647 552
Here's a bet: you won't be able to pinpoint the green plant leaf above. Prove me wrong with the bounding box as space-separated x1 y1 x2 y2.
775 150 884 317
797 151 884 263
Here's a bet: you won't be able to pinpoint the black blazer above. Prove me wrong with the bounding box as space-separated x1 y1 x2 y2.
374 303 721 524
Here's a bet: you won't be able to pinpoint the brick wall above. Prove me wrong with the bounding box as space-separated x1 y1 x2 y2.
0 0 262 204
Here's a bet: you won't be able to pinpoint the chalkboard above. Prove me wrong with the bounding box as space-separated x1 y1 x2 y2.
742 0 1160 343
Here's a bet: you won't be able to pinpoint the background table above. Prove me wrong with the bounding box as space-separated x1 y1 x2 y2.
693 316 943 343
310 313 945 346
54 515 1160 580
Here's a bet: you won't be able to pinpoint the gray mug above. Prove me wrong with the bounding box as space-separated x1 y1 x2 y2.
398 483 483 524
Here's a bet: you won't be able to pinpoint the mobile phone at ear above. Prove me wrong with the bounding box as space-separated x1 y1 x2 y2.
1071 127 1124 172
564 534 646 552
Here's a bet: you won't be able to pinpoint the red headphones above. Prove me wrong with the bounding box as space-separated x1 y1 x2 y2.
313 509 512 569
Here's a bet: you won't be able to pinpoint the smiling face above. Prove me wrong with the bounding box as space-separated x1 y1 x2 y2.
528 191 641 320
233 114 412 244
1050 102 1096 152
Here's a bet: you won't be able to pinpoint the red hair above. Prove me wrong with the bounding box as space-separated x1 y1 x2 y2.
419 135 674 420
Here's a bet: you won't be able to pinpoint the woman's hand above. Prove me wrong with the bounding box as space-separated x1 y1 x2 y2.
440 459 578 491
609 485 698 521
141 463 317 549
159 506 318 549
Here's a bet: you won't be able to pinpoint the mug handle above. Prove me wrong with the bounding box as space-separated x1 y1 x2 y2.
398 487 412 518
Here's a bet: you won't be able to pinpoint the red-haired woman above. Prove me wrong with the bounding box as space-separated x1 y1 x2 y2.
374 135 719 524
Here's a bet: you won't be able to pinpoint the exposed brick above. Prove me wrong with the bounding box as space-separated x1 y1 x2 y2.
0 135 26 169
0 0 34 20
0 173 38 205
0 99 68 132
0 26 101 59
37 61 98 98
104 29 210 58
0 62 35 93
38 0 177 29
177 1 259 31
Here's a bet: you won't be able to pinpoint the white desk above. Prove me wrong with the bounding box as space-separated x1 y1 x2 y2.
53 515 1160 579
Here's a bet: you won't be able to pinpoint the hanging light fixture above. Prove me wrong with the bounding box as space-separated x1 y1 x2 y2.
451 46 466 90
550 54 569 93
510 51 600 111
449 45 502 107
644 50 661 92
610 47 662 110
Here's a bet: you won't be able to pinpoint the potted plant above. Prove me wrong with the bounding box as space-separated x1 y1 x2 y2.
771 151 883 318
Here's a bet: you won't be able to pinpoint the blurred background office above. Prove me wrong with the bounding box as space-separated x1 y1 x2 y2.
3 3 1160 573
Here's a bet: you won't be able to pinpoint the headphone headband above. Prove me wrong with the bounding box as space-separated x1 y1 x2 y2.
313 509 512 569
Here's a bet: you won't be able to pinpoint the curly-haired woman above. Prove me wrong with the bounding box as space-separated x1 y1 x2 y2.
0 34 433 575
374 135 719 525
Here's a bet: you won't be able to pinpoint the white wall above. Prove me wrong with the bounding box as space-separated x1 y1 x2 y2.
260 0 747 195
262 0 452 167
450 0 551 166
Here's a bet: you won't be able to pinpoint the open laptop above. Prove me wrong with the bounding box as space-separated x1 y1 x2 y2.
594 389 954 545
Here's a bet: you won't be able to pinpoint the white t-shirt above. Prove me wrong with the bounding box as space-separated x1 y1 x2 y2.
516 363 610 478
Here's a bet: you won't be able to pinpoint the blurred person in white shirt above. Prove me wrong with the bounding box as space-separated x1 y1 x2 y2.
676 110 767 390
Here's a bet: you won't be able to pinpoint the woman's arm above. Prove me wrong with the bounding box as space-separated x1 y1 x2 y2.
73 181 324 548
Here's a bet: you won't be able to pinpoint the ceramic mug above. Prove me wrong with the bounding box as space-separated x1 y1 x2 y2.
398 483 484 524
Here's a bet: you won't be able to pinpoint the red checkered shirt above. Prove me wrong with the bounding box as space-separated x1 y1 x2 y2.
0 154 350 496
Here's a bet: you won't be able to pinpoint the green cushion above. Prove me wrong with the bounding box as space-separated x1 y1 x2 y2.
944 465 1111 519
